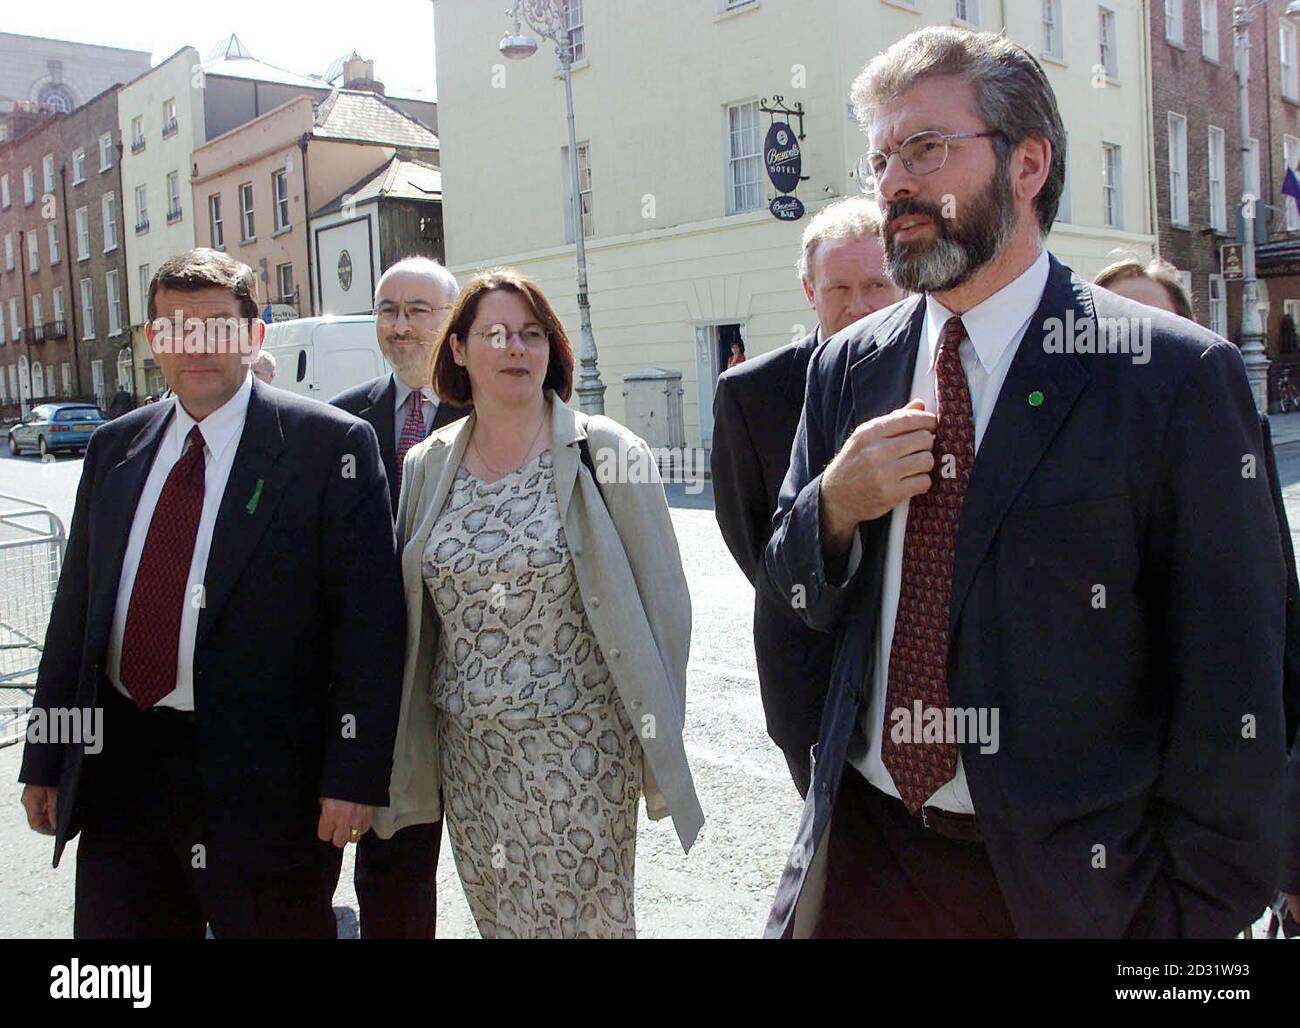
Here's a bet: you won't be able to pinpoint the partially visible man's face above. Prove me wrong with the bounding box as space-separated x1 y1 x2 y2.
868 77 1017 294
146 286 262 420
803 235 904 336
375 270 455 388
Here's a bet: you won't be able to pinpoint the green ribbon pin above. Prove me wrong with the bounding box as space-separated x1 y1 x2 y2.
245 478 264 515
1028 390 1044 407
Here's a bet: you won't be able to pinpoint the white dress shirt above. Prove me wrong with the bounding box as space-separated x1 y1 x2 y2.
392 374 439 443
846 249 1051 813
106 373 254 710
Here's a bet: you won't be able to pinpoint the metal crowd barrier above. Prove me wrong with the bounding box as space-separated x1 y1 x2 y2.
0 493 65 747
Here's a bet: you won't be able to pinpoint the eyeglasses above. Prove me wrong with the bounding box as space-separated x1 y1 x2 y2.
375 301 451 322
857 129 1002 194
468 324 549 347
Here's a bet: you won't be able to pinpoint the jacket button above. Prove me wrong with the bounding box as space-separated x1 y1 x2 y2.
590 596 600 607
609 648 621 659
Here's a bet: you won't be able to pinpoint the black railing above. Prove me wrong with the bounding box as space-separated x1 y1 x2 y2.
130 138 145 154
135 216 149 233
24 325 45 344
44 320 67 339
162 118 178 137
166 205 182 223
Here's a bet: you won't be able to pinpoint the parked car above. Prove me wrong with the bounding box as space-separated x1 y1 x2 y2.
7 402 106 458
260 316 387 402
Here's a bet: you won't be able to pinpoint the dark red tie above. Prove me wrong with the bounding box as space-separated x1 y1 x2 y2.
118 424 206 709
394 392 426 494
881 316 975 812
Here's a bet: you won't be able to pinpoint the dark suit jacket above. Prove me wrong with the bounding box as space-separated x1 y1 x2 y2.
1262 418 1300 893
330 374 470 517
19 379 407 874
711 330 836 762
764 254 1288 938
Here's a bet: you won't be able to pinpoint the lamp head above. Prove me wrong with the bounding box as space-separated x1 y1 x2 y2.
499 33 538 60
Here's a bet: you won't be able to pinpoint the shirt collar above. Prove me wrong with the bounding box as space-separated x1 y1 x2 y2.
171 372 253 462
922 249 1051 375
392 373 437 411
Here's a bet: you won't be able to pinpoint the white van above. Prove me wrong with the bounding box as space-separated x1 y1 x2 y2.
261 316 389 401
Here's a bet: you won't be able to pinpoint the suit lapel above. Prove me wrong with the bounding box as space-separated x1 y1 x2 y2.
358 374 397 480
196 380 290 649
948 257 1092 630
781 329 819 410
89 405 175 652
404 414 474 575
849 297 925 430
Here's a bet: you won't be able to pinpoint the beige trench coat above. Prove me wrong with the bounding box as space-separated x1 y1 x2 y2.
371 392 704 852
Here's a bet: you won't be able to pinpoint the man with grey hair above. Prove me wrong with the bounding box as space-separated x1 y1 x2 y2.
250 348 277 385
765 26 1285 938
329 254 468 939
712 196 904 797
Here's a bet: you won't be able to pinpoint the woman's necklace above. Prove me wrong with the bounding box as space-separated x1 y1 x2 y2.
472 409 547 478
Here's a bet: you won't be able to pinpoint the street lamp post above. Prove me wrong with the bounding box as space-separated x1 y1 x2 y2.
1236 0 1300 412
501 0 605 414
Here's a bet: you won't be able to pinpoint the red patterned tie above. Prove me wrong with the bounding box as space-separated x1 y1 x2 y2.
394 391 426 494
881 316 975 813
118 424 206 709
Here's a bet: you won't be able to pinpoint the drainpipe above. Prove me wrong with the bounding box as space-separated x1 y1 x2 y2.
300 132 313 315
17 228 32 400
58 161 83 395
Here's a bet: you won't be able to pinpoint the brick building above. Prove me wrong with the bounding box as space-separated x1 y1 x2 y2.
0 84 128 416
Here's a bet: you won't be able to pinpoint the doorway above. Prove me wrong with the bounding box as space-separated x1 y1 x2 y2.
694 321 745 451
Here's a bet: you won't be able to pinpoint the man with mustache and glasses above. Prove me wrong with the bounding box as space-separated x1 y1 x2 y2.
764 27 1287 939
329 256 469 938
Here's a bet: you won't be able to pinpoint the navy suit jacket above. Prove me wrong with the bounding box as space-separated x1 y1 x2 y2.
711 330 837 761
330 374 470 517
764 254 1288 938
19 379 407 873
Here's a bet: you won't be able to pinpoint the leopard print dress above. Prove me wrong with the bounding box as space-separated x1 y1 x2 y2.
422 449 642 938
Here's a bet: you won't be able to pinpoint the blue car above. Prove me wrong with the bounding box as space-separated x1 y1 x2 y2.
7 402 106 458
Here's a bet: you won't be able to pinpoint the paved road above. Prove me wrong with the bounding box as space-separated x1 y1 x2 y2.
1 440 1292 939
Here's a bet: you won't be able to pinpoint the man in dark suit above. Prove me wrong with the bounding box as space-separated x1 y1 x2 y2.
328 257 467 938
712 197 904 796
764 28 1287 939
19 248 405 938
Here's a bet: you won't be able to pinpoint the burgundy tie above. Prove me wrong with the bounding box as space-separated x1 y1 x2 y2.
394 391 426 494
881 316 975 813
118 424 206 709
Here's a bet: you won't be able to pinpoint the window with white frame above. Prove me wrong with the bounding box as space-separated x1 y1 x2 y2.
4 233 12 271
562 141 594 241
32 362 44 398
1201 0 1219 60
80 279 95 339
91 359 105 409
1286 136 1300 230
1168 112 1189 225
47 221 59 264
210 194 224 248
563 0 584 63
1208 274 1226 336
102 192 117 251
72 149 85 184
1178 269 1193 309
956 0 979 24
7 366 15 400
135 184 148 231
167 170 181 222
276 263 294 304
8 298 19 339
1102 143 1122 228
31 294 43 338
27 232 38 273
1099 7 1118 78
1284 21 1299 100
239 182 255 241
272 169 289 230
162 97 177 136
98 133 113 171
106 270 122 336
42 154 54 193
1167 0 1184 45
0 306 7 345
75 206 89 259
1207 125 1226 231
1 173 8 208
131 115 144 150
61 362 71 396
23 166 34 205
1042 0 1063 59
52 285 64 327
725 100 763 214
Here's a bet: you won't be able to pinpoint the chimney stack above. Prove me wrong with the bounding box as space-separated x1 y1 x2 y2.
343 57 385 95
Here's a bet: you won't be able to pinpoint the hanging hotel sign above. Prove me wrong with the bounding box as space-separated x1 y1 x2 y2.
760 95 809 222
1220 243 1244 281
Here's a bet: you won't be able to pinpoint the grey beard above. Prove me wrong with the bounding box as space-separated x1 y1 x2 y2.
886 236 973 293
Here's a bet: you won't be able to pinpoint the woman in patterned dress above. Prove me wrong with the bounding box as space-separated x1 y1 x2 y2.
380 268 701 938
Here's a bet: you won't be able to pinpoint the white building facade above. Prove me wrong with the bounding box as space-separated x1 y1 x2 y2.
431 0 1157 448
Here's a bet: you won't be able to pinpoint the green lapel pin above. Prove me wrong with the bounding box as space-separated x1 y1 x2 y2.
1028 390 1044 407
245 478 264 515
